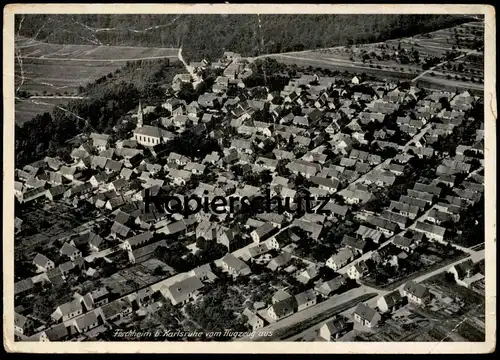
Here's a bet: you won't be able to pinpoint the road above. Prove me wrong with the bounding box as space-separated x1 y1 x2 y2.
84 246 120 262
17 95 86 100
177 46 203 87
286 248 485 341
256 53 410 75
235 286 377 341
411 51 475 83
19 55 178 62
338 123 432 195
335 198 482 277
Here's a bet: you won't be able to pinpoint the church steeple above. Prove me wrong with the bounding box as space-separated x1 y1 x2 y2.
137 101 143 128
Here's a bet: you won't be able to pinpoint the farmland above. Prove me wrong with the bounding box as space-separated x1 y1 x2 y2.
15 97 72 125
14 38 179 124
257 20 484 91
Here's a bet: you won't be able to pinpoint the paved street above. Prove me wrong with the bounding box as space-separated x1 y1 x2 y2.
235 286 376 341
286 248 485 341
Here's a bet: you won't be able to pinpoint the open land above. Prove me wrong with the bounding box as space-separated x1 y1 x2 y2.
15 38 179 124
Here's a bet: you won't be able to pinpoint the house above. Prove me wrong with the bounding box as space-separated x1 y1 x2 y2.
90 287 110 307
89 172 111 188
347 260 369 280
58 166 80 181
353 303 381 328
165 276 204 306
286 160 319 178
221 254 252 277
60 242 82 261
392 235 416 253
134 126 174 147
58 261 75 276
168 169 192 186
272 289 292 304
185 162 206 175
167 152 190 166
90 133 110 151
326 248 355 271
380 210 409 230
242 308 265 331
389 200 420 219
45 185 66 201
230 138 253 154
250 223 277 243
413 221 446 242
33 253 55 273
448 260 484 289
426 208 457 225
342 189 375 204
365 171 396 187
267 297 297 321
255 157 278 172
111 221 132 238
319 316 350 341
310 176 340 193
41 323 69 341
294 289 317 311
377 290 404 313
73 311 99 333
101 299 133 323
267 251 292 271
402 281 431 306
14 278 35 296
101 160 122 176
121 231 153 251
314 276 347 297
296 266 320 284
387 163 406 176
342 235 369 255
14 313 34 335
51 299 83 322
356 225 383 244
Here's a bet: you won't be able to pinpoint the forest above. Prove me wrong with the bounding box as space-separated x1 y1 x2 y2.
16 14 473 61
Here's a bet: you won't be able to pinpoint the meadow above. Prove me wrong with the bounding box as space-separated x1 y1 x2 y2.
14 39 179 124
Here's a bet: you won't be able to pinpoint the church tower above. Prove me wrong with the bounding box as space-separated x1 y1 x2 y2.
137 101 143 128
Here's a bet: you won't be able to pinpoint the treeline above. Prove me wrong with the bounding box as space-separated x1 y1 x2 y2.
16 14 473 61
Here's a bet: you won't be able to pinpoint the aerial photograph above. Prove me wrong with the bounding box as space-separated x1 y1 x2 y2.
12 12 486 343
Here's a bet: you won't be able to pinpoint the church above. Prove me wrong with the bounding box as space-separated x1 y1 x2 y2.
133 102 174 147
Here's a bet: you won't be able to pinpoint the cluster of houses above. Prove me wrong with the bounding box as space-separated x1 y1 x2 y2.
14 49 483 341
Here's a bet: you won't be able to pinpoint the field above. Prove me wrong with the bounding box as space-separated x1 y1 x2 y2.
14 38 179 124
15 97 73 125
260 21 484 91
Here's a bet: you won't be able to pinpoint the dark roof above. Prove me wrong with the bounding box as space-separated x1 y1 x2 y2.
125 231 153 247
381 290 403 308
14 278 34 295
403 281 429 299
354 303 379 322
453 259 476 279
271 297 297 317
111 222 131 237
44 323 69 341
324 316 349 336
341 235 368 251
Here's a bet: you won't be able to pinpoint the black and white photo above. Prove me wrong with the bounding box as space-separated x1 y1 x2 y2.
3 3 496 353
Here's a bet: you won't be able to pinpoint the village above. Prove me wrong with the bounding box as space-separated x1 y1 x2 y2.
14 49 485 342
